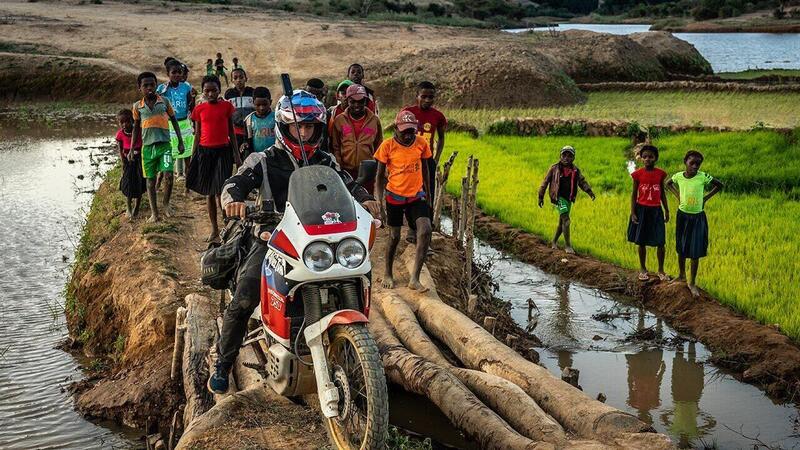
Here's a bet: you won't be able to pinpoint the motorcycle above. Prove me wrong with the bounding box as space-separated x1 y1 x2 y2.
235 159 389 450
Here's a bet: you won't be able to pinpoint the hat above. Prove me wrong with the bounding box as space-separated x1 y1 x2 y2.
395 110 418 132
560 145 575 155
346 84 367 100
337 79 354 92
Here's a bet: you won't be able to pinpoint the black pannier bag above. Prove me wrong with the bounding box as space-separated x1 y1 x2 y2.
200 223 247 290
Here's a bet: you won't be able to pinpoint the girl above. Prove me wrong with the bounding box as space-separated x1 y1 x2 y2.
187 75 240 242
627 144 670 281
116 109 146 218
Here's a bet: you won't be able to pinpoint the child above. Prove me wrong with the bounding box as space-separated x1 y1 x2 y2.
156 60 195 179
116 109 145 218
375 110 432 292
223 68 254 158
537 145 596 254
232 57 243 71
214 52 228 87
242 86 275 154
328 79 353 127
402 80 447 242
665 150 724 297
206 59 214 77
131 71 185 223
627 144 670 281
331 84 382 193
346 63 377 113
187 75 240 242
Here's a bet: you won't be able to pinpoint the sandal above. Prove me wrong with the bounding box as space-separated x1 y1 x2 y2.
637 272 649 281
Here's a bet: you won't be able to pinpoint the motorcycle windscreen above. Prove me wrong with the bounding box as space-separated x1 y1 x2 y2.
287 166 357 228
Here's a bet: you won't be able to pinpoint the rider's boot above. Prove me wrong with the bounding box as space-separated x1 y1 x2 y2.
207 364 230 394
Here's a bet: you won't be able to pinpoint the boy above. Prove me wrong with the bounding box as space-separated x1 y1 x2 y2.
346 63 377 113
131 71 185 223
627 144 670 281
305 78 327 102
156 60 194 178
214 52 228 87
242 87 275 154
375 110 432 292
328 79 353 126
665 150 724 297
330 84 382 193
224 68 255 158
206 59 214 76
537 145 595 254
232 57 243 71
402 81 447 241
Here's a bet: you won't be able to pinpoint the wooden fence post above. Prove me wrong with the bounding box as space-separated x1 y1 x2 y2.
432 152 458 231
464 159 479 291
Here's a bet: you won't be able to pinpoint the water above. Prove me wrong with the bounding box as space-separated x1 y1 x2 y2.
0 123 139 449
506 23 800 73
441 218 800 449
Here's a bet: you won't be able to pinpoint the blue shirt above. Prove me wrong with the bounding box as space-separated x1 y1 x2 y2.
156 82 192 120
244 111 276 152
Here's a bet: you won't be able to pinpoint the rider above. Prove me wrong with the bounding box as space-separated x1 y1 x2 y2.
208 90 380 394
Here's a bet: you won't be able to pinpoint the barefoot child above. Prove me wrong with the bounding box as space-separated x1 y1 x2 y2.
187 75 240 242
375 110 432 291
242 87 275 154
537 145 596 254
665 150 724 297
131 71 185 223
206 59 214 76
214 52 228 87
116 109 145 218
627 144 670 281
157 60 194 179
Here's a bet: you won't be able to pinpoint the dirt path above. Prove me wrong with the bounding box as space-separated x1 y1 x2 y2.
469 206 800 401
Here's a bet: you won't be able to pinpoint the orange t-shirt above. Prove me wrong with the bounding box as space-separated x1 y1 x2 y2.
373 136 432 198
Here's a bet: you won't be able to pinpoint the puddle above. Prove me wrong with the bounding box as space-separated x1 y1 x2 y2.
442 217 800 449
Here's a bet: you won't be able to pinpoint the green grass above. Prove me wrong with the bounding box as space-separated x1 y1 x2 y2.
406 91 800 131
717 69 800 80
441 132 800 340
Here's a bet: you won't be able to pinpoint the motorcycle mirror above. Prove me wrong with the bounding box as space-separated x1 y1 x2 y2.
356 160 378 185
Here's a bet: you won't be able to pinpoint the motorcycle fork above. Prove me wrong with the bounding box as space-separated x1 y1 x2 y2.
304 322 340 418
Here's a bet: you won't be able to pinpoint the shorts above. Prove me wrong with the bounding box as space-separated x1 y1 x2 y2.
171 118 194 160
141 142 173 178
675 210 708 259
627 204 665 247
555 196 572 215
386 198 430 228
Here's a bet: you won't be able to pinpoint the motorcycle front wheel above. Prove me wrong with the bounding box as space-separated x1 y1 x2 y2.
325 324 388 450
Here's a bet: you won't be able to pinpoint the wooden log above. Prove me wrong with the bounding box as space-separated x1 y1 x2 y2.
506 334 518 348
562 367 580 389
233 343 265 391
368 311 554 450
483 316 497 335
182 294 217 430
467 294 478 314
167 406 183 450
399 250 653 440
451 197 460 238
375 293 567 445
464 159 479 291
458 175 469 243
432 152 458 231
171 307 187 381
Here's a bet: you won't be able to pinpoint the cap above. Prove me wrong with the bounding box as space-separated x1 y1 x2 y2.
560 145 575 155
395 110 418 132
337 79 354 92
346 84 367 100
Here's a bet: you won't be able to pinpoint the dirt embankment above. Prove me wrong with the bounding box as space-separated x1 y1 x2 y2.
469 208 800 401
629 31 712 76
579 80 800 92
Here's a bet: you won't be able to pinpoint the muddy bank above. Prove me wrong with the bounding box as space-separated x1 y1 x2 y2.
654 21 800 33
628 32 712 76
467 206 800 401
1 53 137 103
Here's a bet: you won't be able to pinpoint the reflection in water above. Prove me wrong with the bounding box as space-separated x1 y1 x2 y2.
662 342 716 448
626 311 665 423
552 279 577 345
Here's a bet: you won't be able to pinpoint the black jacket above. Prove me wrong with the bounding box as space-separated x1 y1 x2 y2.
221 145 374 212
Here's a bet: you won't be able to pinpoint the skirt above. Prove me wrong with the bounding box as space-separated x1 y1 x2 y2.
186 145 234 196
119 154 147 199
627 204 665 247
675 210 708 259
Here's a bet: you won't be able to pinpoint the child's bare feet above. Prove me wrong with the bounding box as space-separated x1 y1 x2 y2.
205 231 219 243
408 279 429 292
147 214 160 223
382 276 395 289
688 284 701 297
637 271 649 281
658 272 670 282
125 208 133 219
565 246 575 255
162 205 174 217
551 242 559 250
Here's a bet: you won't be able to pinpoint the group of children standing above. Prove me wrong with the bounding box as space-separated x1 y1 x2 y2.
538 143 724 296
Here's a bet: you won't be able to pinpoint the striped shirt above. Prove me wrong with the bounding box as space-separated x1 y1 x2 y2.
132 96 175 146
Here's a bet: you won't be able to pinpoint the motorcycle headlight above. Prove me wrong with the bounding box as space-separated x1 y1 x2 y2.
303 242 334 272
336 238 366 269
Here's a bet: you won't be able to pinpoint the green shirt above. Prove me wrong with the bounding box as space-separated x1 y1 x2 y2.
132 96 175 146
671 171 713 214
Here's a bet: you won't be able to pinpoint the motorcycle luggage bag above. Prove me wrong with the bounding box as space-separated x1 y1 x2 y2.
200 226 246 290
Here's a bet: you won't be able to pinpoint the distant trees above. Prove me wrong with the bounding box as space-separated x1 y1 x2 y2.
596 0 781 20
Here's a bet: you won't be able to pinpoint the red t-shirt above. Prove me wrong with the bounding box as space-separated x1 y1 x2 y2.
192 100 235 147
403 105 447 149
350 114 367 138
631 167 667 207
115 128 142 157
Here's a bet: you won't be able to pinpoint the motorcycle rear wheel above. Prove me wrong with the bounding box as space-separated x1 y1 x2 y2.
325 324 388 450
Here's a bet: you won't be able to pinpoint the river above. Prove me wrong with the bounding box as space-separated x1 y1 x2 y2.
440 217 800 449
0 120 139 449
505 23 800 73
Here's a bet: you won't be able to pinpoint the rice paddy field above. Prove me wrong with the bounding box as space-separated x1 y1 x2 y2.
440 131 800 340
426 90 800 131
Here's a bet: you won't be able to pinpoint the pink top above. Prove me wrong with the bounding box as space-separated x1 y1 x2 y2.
115 128 142 157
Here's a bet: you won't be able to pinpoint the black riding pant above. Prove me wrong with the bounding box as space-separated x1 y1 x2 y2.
216 234 267 371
